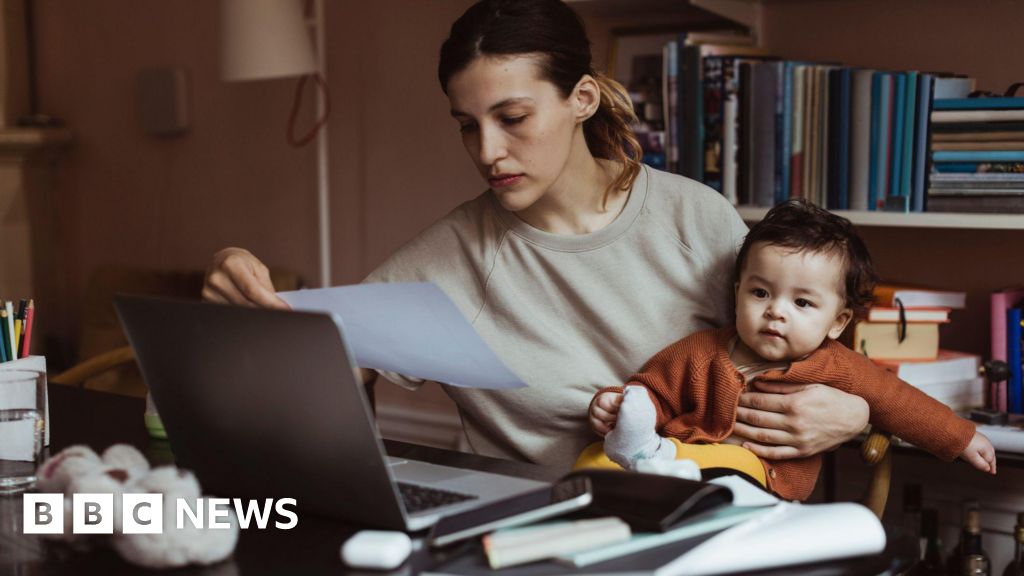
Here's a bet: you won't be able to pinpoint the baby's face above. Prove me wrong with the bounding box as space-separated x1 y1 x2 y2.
735 243 853 362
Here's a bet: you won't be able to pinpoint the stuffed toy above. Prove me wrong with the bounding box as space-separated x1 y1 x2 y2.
36 444 238 569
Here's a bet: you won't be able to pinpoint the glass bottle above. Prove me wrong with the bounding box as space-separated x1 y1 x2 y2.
960 508 990 576
911 508 945 575
1004 513 1024 576
904 483 924 557
949 501 981 575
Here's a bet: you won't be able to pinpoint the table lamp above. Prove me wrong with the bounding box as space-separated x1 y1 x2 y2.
220 0 332 288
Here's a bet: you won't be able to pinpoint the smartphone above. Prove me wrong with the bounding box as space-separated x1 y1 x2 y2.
428 476 593 548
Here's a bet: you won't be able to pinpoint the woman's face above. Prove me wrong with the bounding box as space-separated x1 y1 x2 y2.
446 55 584 212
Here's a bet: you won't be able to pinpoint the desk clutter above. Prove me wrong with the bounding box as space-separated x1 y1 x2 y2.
418 468 887 574
34 444 238 569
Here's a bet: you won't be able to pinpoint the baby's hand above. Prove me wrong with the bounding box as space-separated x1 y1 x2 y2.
589 392 623 437
960 431 997 474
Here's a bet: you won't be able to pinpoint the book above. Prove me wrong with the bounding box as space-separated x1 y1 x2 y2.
751 60 778 207
933 130 1024 142
789 64 806 199
911 73 934 212
925 193 1024 214
933 150 1024 163
1009 307 1023 414
887 72 906 209
932 161 1024 173
874 350 980 386
932 141 1024 151
991 288 1024 410
662 40 678 172
933 96 1024 110
873 284 967 309
483 517 632 569
853 321 940 360
915 376 985 412
848 69 876 211
932 76 975 99
932 109 1024 123
866 306 950 323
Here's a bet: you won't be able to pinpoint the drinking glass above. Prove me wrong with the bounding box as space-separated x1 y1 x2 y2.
0 370 46 494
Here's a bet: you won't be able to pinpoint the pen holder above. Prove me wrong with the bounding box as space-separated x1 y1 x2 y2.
0 355 49 446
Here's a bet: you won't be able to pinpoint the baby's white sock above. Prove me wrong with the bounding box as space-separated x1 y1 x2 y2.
604 386 677 469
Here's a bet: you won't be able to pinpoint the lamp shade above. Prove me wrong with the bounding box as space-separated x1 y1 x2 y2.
220 0 317 82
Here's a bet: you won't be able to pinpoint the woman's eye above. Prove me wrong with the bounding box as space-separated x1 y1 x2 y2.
752 288 768 298
502 115 527 126
795 298 813 308
458 122 478 134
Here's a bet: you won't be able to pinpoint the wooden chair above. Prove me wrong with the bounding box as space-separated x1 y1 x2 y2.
859 430 894 518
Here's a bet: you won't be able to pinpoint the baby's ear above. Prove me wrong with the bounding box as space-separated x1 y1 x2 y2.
827 307 854 340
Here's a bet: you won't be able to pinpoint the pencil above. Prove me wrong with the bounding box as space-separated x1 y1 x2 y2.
4 301 14 362
14 299 25 353
20 300 33 358
0 309 9 362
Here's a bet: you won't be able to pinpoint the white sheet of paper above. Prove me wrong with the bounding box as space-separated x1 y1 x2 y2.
655 502 886 576
279 283 526 389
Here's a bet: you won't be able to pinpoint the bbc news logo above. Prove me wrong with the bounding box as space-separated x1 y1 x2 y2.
23 494 298 534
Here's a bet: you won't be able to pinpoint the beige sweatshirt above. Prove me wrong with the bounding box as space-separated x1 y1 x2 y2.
364 166 748 469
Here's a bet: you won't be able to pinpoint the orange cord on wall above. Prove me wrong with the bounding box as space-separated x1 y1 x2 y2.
287 72 331 148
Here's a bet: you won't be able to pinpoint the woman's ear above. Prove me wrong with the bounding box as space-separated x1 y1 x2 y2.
572 74 601 123
827 308 854 340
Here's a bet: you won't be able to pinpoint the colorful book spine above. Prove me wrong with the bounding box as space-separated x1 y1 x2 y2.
933 97 1024 110
867 73 880 210
1008 307 1023 414
933 151 1024 163
991 289 1024 411
911 74 933 213
888 73 906 209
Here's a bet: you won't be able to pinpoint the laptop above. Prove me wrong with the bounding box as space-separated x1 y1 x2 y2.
114 295 547 531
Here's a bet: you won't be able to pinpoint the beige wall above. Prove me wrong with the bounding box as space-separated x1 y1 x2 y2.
34 0 479 363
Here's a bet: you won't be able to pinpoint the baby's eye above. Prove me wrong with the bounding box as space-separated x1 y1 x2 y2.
752 288 768 298
795 298 814 308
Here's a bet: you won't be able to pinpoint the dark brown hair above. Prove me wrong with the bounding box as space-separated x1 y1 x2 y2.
437 0 641 195
736 199 878 316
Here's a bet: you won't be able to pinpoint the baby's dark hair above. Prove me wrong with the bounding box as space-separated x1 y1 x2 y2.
735 199 878 316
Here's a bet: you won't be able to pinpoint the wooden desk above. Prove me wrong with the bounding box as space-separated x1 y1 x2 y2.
0 385 916 575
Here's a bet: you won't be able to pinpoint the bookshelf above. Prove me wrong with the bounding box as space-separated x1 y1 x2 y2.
736 207 1024 231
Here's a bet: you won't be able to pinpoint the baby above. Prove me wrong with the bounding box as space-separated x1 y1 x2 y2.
580 199 995 500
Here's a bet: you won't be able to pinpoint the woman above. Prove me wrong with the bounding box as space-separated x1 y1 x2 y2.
203 0 868 470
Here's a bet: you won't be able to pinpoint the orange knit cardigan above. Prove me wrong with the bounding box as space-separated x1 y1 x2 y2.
599 327 975 500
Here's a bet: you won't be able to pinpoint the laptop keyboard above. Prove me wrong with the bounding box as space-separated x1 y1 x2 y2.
397 482 478 513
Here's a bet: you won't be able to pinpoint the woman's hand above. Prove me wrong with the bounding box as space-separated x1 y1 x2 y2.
589 391 623 437
733 382 869 460
202 247 290 309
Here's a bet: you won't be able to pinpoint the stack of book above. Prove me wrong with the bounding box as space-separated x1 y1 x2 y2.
652 34 1024 214
855 284 982 412
992 287 1024 413
927 96 1024 213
